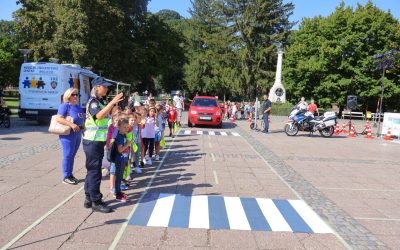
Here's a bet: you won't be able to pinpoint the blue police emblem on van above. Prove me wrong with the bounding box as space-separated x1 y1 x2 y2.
51 81 58 89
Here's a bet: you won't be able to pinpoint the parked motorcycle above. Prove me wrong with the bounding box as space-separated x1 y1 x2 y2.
284 107 336 137
0 107 11 128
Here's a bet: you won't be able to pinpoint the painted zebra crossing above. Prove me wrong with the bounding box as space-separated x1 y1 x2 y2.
128 193 333 234
179 130 240 137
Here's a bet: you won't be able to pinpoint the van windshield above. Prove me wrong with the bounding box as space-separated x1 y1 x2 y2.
192 98 218 107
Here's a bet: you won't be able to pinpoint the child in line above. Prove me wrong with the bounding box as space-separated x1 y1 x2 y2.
167 103 177 137
139 107 148 167
114 118 131 202
108 106 121 127
142 107 158 165
106 113 119 192
132 112 143 173
106 113 129 193
154 104 164 161
126 114 142 178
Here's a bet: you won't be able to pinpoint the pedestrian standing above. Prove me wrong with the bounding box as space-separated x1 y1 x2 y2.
56 88 84 184
82 77 123 213
173 90 184 126
307 99 320 116
297 97 308 111
262 94 271 134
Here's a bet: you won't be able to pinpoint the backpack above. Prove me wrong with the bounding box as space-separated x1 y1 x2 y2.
106 140 118 162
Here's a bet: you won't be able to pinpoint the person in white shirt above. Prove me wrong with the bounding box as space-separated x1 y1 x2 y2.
231 102 238 119
173 90 184 126
297 97 308 111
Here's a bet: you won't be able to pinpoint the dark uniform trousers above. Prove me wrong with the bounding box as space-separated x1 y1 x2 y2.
83 139 106 202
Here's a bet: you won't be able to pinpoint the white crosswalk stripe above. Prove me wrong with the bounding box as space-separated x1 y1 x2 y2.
189 195 209 229
179 130 240 137
147 194 176 227
256 198 292 232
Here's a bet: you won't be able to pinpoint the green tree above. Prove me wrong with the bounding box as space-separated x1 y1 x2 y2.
14 0 149 84
184 0 294 99
284 1 400 111
223 0 294 98
184 0 236 98
134 13 186 93
0 20 20 87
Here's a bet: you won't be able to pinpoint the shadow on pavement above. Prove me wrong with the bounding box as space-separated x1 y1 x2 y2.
107 137 215 210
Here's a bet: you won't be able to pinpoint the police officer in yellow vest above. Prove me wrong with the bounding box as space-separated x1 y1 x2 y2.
83 77 123 213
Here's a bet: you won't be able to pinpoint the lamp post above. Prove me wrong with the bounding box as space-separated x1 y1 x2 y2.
373 49 398 136
18 49 31 63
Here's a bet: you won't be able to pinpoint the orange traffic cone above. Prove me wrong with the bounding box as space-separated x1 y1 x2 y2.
348 125 356 138
341 123 347 134
230 116 235 122
364 124 374 139
334 124 341 135
384 128 393 140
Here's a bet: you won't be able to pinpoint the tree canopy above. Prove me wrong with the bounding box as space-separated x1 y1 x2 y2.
283 1 400 111
0 20 20 88
183 0 294 99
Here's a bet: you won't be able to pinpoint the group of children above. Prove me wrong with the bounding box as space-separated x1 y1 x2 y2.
223 101 258 121
104 100 178 202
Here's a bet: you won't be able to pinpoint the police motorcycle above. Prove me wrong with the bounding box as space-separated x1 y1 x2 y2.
0 107 11 128
284 105 337 137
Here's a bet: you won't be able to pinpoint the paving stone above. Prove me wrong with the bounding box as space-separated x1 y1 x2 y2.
210 230 258 249
253 231 305 250
164 228 208 247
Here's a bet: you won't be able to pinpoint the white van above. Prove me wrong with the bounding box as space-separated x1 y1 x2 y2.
18 62 97 122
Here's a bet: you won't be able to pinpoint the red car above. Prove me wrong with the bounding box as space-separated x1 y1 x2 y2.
188 96 223 128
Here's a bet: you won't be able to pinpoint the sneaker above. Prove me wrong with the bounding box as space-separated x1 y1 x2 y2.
140 161 145 168
115 193 129 202
155 155 160 161
120 184 128 190
63 177 77 185
92 200 113 213
135 166 142 174
146 157 152 165
70 175 79 183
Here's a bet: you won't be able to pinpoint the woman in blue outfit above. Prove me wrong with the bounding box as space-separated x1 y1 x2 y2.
56 88 85 184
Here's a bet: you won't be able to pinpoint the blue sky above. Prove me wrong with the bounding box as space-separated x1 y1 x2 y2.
1 0 399 26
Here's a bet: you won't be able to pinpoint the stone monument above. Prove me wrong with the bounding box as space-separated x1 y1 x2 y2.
269 44 286 103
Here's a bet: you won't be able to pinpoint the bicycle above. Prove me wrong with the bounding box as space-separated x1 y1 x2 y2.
0 107 11 128
250 117 265 131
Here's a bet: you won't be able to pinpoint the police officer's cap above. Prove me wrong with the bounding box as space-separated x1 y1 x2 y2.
91 77 112 87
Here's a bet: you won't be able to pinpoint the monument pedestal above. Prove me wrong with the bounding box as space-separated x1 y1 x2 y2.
269 45 286 103
269 84 286 103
